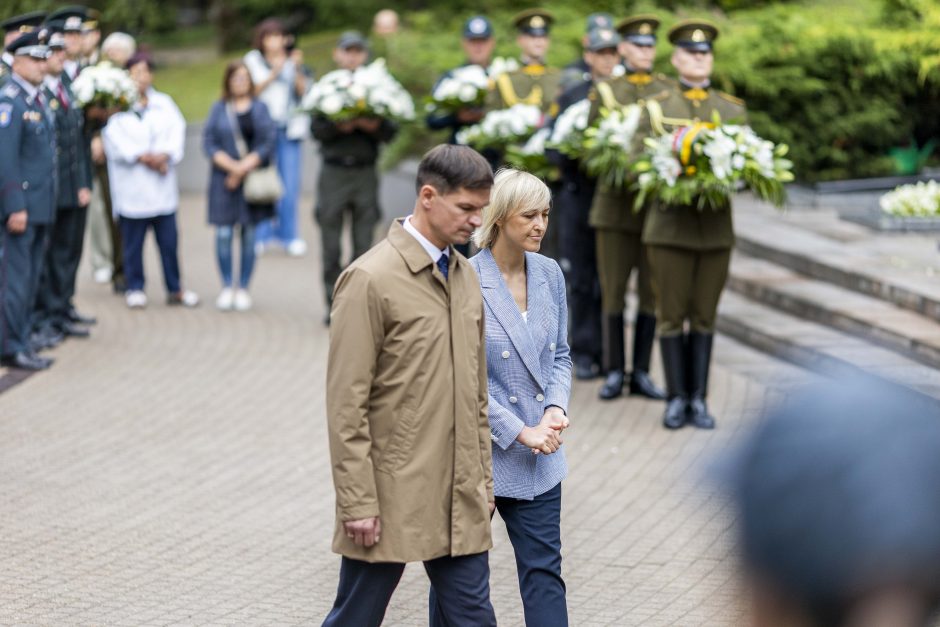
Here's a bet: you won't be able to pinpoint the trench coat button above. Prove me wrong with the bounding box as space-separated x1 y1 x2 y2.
549 342 556 351
501 350 510 359
536 393 545 402
509 396 518 404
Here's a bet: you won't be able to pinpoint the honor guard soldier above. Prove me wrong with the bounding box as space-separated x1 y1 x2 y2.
548 27 623 380
0 30 57 370
1 12 48 86
486 9 560 117
32 22 94 342
46 6 86 83
311 31 398 317
558 13 614 93
642 20 746 430
588 15 672 402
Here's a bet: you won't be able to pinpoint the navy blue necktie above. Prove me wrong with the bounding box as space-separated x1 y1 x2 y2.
436 254 449 281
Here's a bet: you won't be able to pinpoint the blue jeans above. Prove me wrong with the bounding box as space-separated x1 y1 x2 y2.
119 213 180 294
256 128 301 245
496 482 567 626
215 225 256 288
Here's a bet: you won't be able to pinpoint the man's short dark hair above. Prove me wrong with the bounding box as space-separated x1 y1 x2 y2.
416 145 494 195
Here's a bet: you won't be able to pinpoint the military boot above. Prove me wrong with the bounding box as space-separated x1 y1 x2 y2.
598 313 626 400
629 312 666 400
687 332 716 429
660 334 689 429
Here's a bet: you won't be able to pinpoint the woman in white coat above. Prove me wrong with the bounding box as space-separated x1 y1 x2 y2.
468 168 573 626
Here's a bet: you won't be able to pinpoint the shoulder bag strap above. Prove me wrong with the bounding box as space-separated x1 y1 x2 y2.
225 102 249 158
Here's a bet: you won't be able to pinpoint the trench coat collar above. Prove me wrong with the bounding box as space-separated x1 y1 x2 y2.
388 218 452 283
475 247 548 389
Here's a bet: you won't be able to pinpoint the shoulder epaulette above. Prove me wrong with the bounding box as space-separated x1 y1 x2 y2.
717 91 745 106
1 83 20 99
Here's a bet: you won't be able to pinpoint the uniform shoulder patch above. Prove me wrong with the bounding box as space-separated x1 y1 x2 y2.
718 91 745 106
1 83 19 99
0 102 13 128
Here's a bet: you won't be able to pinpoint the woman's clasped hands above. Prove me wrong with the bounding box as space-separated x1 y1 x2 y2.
517 407 569 455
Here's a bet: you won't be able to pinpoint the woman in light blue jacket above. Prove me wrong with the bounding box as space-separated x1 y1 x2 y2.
469 168 573 626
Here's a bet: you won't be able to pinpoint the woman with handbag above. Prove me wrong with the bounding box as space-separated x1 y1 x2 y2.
203 61 278 311
243 19 312 257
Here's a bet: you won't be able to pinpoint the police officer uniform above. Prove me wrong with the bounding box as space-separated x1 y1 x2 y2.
46 6 86 84
33 23 93 340
642 20 746 430
588 15 672 401
311 31 398 312
548 27 624 380
1 12 48 86
0 31 57 370
558 13 614 93
486 9 561 117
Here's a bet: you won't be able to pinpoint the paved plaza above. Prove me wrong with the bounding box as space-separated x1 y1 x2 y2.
0 187 816 625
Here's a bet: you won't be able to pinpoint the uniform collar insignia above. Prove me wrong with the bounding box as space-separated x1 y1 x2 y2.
627 72 652 85
683 87 709 100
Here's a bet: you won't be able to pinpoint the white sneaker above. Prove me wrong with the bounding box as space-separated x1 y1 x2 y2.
233 289 252 311
254 241 267 256
215 288 235 311
125 290 147 309
93 267 113 284
286 239 308 257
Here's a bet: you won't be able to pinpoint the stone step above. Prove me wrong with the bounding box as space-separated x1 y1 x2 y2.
712 333 817 391
734 208 940 321
728 254 940 369
717 291 940 405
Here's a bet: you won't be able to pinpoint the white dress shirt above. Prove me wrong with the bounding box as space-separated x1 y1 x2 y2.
403 215 449 264
103 88 186 219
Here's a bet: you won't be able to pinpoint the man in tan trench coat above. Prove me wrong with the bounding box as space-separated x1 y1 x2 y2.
323 144 497 627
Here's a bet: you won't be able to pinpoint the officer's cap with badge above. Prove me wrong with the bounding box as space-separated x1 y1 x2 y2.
585 28 621 53
82 9 101 34
585 13 614 34
47 6 87 33
44 21 66 51
6 28 52 60
1 11 47 37
617 15 660 47
668 20 719 53
512 9 554 37
462 16 493 40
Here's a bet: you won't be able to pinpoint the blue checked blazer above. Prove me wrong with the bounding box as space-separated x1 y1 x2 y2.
470 248 572 500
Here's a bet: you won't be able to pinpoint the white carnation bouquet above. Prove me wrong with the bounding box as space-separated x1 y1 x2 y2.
546 98 591 159
581 104 644 189
455 103 542 151
425 57 520 116
880 180 940 217
634 120 794 210
70 64 138 111
301 58 415 122
505 127 557 180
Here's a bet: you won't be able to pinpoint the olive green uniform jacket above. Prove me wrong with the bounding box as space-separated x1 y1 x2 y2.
486 61 561 117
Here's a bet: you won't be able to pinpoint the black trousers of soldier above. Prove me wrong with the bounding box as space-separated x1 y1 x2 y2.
34 206 88 328
557 182 602 364
1 225 48 356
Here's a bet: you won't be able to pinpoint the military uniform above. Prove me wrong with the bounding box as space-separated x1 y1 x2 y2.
558 13 614 93
1 12 48 87
643 20 747 430
588 16 672 401
311 31 399 311
33 24 93 339
485 10 561 117
0 33 57 371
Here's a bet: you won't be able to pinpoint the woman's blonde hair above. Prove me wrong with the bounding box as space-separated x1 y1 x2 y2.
472 168 551 249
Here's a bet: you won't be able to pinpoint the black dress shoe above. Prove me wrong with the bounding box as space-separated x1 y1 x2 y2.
1 351 52 371
688 397 716 429
58 321 91 338
629 370 667 400
598 370 625 400
30 327 64 351
663 397 690 429
67 308 97 325
574 355 600 380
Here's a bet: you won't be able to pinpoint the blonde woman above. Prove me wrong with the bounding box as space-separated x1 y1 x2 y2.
468 168 572 626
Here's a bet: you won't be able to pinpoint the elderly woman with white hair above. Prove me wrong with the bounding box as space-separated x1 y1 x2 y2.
467 168 572 626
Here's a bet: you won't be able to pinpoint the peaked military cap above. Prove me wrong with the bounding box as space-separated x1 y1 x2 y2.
47 6 87 33
6 28 51 59
668 20 719 52
585 13 614 34
617 15 660 47
82 9 101 33
44 20 66 49
512 9 554 36
586 28 621 52
1 11 47 35
462 15 493 39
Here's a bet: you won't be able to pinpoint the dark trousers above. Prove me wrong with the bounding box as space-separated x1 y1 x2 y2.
496 482 567 627
557 181 602 363
596 229 656 315
35 206 88 326
119 213 181 294
647 245 731 336
323 552 496 627
1 224 48 355
315 163 379 306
